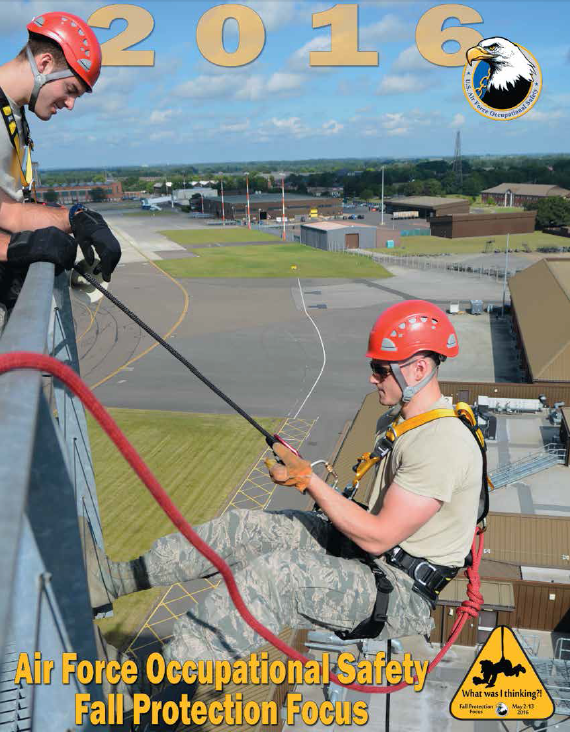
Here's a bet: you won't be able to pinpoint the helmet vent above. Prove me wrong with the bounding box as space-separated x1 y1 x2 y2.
398 322 406 329
447 334 457 348
79 58 91 70
431 318 438 324
381 338 397 351
408 317 417 324
79 28 85 36
420 316 428 323
390 330 397 337
35 16 45 26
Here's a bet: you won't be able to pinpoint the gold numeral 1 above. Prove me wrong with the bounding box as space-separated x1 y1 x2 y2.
196 4 265 68
415 4 483 67
311 4 378 67
88 4 155 66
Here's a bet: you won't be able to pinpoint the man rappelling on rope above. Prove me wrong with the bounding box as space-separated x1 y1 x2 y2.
85 300 487 671
0 12 121 309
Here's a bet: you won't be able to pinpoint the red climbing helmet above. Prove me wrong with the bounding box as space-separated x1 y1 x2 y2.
367 300 459 361
27 12 101 100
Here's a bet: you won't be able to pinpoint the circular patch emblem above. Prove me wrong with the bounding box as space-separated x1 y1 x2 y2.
463 37 541 120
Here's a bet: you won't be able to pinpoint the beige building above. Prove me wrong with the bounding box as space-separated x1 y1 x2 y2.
509 259 570 383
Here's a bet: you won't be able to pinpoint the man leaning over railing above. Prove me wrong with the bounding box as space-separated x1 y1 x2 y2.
0 11 121 311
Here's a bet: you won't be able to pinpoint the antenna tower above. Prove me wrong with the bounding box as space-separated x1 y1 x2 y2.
453 130 463 191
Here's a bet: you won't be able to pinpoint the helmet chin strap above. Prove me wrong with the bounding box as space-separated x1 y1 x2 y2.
26 46 73 113
391 362 438 404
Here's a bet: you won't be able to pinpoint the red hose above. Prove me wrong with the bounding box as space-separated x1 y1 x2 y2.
1 352 483 693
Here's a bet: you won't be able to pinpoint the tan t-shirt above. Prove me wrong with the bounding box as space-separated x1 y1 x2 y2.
0 93 25 202
368 397 482 567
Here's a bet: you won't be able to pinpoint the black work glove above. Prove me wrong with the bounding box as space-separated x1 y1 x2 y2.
7 227 77 273
70 207 121 282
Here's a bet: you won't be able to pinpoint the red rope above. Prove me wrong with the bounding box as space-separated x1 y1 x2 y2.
1 351 484 694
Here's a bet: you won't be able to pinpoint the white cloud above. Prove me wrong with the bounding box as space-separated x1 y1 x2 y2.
523 108 565 123
266 72 305 94
376 73 435 95
242 1 301 31
0 1 100 38
172 74 236 100
149 109 179 125
357 108 439 139
392 45 434 73
219 120 251 133
287 35 332 73
322 120 344 135
360 14 413 45
450 113 465 128
149 130 176 141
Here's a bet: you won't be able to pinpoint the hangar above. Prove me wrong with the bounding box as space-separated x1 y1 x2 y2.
202 193 341 221
384 196 469 219
509 258 570 383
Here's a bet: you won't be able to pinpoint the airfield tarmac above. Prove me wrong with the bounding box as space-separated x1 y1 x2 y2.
74 213 520 475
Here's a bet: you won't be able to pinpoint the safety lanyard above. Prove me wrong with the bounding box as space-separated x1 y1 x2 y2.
0 87 35 197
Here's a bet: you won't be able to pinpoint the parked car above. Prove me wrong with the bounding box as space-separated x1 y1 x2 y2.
357 214 365 219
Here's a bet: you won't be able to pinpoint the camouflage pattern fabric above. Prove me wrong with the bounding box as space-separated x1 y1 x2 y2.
136 509 434 664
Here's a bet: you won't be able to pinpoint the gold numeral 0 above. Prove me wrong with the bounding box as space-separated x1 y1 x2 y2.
196 4 265 67
311 4 378 67
416 4 483 67
88 4 155 66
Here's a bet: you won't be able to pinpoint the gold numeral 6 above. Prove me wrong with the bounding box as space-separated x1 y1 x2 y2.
416 4 483 67
88 4 155 66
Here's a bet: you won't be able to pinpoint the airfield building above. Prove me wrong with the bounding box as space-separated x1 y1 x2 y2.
202 193 341 221
430 210 536 238
482 183 570 207
509 258 570 383
384 196 469 219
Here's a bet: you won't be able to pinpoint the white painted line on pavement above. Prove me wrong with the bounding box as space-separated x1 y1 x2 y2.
293 277 326 419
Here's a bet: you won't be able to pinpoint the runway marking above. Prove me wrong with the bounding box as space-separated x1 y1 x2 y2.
87 224 189 390
292 278 326 419
74 295 103 344
127 416 316 658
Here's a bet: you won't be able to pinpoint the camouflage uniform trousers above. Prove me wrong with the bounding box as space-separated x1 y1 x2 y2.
137 508 434 664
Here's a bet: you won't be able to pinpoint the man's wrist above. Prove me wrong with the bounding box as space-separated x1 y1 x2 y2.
68 203 86 227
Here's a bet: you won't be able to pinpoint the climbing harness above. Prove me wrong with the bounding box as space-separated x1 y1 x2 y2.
73 267 300 456
0 351 485 694
0 86 35 200
323 402 491 639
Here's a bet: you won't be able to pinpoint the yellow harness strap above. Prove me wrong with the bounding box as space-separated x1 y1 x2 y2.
1 99 34 191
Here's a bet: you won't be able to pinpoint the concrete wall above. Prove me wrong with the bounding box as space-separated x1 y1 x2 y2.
430 211 536 238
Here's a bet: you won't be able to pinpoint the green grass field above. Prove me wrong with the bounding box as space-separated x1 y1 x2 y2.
156 243 392 278
159 228 281 245
389 231 564 256
90 408 280 649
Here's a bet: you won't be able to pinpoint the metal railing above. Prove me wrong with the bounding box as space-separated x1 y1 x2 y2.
0 263 108 731
490 442 566 489
346 248 522 281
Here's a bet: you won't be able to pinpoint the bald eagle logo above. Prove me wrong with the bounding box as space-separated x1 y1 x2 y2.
462 38 541 120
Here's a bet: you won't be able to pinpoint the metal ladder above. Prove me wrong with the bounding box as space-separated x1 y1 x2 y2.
490 442 566 489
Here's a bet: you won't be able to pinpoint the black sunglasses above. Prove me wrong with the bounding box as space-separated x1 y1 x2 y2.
370 361 393 381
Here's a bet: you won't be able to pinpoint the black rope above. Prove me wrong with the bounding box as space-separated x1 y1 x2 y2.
74 267 276 447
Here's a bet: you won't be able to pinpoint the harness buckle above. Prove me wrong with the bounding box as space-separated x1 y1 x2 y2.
412 560 435 587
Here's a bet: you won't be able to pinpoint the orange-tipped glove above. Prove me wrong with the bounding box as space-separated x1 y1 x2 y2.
264 443 313 493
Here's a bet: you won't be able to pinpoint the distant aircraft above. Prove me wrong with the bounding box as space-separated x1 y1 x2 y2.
141 195 172 211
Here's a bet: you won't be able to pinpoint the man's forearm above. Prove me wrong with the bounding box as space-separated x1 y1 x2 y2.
306 473 391 555
0 201 70 238
0 231 10 261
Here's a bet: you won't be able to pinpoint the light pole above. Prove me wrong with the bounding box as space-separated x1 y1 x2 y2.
245 172 251 229
221 178 225 225
281 175 286 241
501 233 510 317
381 166 385 226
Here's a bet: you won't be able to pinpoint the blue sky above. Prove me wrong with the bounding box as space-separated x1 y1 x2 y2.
1 1 568 169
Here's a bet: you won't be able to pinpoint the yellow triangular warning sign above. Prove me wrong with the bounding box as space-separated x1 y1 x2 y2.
450 626 555 720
